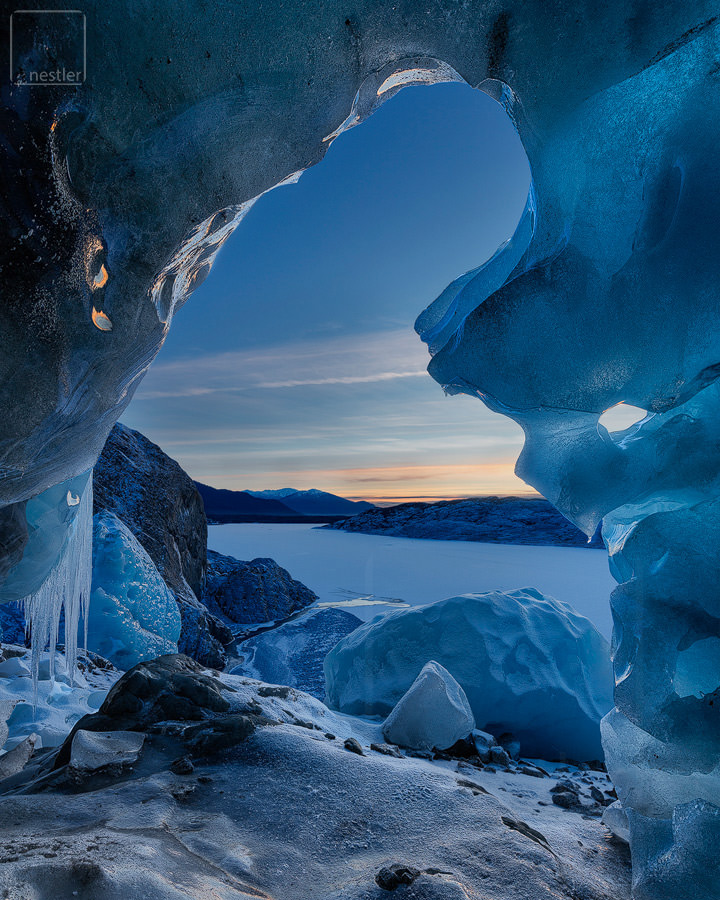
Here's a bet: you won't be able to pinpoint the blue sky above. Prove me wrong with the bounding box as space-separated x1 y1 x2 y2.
123 82 532 502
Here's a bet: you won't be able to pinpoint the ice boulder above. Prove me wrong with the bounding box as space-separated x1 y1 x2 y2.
87 511 182 670
230 608 361 699
70 729 144 772
382 661 475 751
324 589 613 760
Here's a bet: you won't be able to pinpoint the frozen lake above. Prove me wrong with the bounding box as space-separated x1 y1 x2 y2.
209 523 616 638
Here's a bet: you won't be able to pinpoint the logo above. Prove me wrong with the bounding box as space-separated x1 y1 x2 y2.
10 10 86 86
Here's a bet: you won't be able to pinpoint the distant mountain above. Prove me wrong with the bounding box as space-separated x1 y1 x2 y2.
326 496 603 548
247 488 376 517
195 483 296 519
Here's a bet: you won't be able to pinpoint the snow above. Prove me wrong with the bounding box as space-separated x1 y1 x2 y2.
0 667 630 899
208 523 615 637
382 660 475 751
0 647 119 752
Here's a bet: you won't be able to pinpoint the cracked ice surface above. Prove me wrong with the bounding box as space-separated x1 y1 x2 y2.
1 3 720 895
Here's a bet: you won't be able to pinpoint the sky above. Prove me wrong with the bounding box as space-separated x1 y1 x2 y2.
122 82 533 503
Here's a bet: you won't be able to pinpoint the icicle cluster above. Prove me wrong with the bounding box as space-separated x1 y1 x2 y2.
22 479 93 696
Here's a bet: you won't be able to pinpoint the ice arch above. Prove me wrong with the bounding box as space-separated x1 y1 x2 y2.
2 3 720 897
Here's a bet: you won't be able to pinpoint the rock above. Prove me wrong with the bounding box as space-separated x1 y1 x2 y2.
370 743 404 758
551 779 582 810
344 737 364 756
603 800 630 843
176 598 231 670
170 755 194 775
94 424 206 602
94 424 231 668
183 714 258 755
87 511 182 670
0 734 38 780
204 551 317 624
489 746 512 767
375 864 421 891
328 496 603 547
382 661 475 752
325 589 613 760
231 608 361 699
69 730 145 772
472 730 498 763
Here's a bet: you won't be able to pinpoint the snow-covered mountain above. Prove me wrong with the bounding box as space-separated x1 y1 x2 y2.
247 488 375 516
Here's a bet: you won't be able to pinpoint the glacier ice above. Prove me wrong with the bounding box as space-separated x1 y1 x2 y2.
381 660 475 752
325 589 613 761
87 511 181 670
1 3 719 893
230 608 361 700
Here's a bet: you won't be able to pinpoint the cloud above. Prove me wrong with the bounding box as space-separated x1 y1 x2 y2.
134 328 431 400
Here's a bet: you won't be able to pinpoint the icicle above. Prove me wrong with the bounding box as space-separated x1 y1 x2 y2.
22 476 93 700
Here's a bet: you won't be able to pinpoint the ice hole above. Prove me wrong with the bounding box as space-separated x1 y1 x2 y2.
598 403 647 434
674 637 720 699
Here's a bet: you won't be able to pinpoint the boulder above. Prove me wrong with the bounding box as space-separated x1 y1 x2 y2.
382 661 475 751
203 552 317 624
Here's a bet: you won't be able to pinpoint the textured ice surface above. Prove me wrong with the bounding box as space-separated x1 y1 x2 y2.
70 729 144 772
2 4 720 893
382 660 475 751
88 511 181 670
0 647 118 751
230 608 361 699
325 589 612 760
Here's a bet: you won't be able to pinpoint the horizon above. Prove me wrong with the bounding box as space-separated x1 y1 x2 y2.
190 477 540 507
123 81 531 500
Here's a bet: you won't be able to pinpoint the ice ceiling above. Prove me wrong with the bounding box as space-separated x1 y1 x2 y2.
1 2 720 896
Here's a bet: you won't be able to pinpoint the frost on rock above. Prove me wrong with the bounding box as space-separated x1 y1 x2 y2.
1 4 719 894
88 511 181 670
382 660 475 751
325 589 612 761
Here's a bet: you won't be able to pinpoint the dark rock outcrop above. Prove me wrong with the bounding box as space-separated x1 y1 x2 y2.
203 552 317 624
94 424 230 667
328 496 603 548
94 423 207 599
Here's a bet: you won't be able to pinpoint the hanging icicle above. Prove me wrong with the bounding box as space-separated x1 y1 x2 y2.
22 476 93 698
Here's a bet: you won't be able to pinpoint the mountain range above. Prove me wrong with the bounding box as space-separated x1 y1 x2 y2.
195 483 375 522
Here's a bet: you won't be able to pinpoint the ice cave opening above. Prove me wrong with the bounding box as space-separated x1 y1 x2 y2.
3 7 720 897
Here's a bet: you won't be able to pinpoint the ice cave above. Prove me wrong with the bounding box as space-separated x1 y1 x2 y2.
1 2 720 898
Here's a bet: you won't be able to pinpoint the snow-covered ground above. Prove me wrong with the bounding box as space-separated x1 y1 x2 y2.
209 524 616 637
